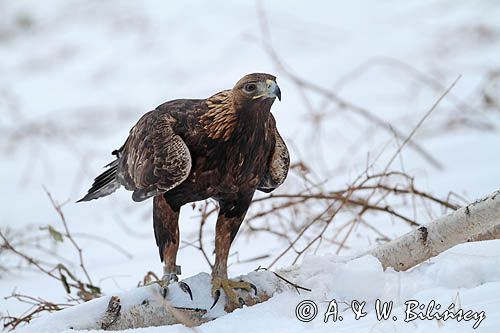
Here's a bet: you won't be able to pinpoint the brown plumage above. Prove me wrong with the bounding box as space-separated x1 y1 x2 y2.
78 73 289 309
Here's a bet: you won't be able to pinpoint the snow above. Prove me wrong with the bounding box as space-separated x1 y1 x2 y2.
1 0 500 332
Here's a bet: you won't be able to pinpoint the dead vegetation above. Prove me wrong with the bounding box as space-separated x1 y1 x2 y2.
0 191 102 330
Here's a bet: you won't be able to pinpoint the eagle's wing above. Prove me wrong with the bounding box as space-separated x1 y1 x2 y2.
258 116 290 193
118 110 192 202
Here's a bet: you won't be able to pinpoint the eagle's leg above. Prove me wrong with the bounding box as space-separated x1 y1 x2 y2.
153 195 180 280
211 192 257 311
153 195 192 299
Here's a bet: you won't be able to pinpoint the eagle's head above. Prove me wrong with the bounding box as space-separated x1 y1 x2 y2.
201 73 281 140
232 73 281 108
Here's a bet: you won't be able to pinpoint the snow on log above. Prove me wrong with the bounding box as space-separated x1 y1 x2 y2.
369 190 500 271
18 271 280 332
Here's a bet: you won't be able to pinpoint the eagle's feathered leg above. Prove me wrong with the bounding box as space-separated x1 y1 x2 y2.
153 195 180 277
153 195 192 299
211 191 257 311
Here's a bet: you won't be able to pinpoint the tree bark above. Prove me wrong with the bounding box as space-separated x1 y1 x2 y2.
468 223 500 242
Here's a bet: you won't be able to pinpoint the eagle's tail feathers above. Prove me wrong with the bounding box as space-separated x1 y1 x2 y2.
77 160 120 202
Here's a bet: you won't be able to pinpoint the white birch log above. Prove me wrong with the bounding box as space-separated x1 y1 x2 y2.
369 190 500 271
19 190 500 332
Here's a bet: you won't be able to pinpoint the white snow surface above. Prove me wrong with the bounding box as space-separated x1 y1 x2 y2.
1 0 500 332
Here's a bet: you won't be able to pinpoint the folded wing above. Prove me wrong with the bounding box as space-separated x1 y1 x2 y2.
258 116 290 193
118 111 192 202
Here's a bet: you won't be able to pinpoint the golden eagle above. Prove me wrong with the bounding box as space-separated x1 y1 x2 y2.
78 73 289 309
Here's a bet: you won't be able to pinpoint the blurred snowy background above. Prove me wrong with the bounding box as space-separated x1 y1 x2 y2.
1 0 500 332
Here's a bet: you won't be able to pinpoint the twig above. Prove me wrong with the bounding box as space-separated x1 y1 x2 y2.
43 187 94 285
256 267 311 294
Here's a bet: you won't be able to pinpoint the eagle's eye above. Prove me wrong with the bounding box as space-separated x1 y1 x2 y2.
243 83 257 93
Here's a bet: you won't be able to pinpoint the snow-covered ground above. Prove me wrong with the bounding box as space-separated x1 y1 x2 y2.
15 240 500 332
1 1 499 332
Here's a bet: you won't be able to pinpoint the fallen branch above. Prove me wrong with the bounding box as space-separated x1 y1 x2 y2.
369 190 500 270
18 190 500 331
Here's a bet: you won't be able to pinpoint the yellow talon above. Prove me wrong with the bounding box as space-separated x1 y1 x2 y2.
211 278 255 311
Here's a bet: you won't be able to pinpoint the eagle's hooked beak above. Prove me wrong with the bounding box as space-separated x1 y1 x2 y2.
266 79 281 101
